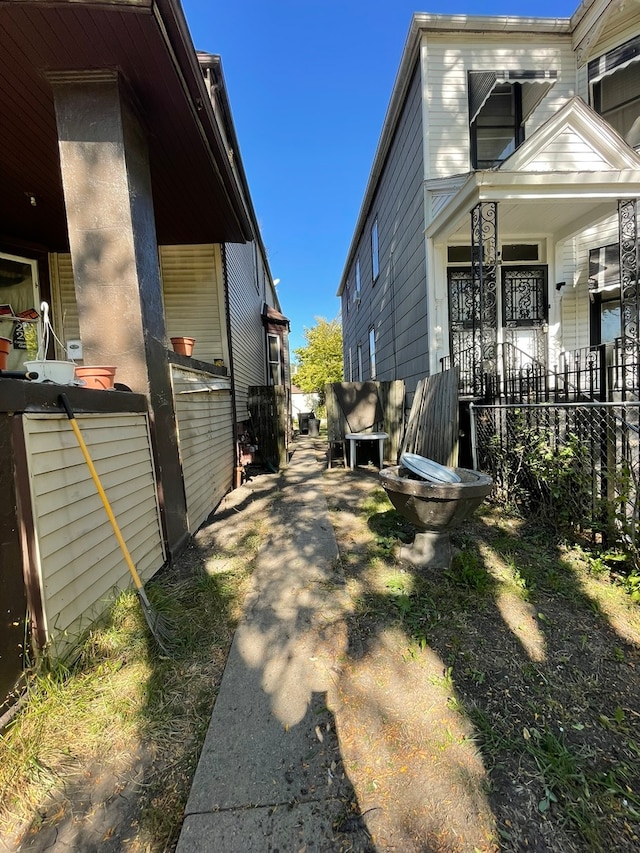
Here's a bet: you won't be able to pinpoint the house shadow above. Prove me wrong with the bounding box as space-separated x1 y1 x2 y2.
354 493 640 852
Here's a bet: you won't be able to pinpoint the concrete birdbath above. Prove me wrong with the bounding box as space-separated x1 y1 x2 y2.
379 456 493 569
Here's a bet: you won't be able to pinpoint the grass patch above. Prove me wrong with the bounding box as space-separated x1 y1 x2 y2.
327 475 640 853
0 518 264 851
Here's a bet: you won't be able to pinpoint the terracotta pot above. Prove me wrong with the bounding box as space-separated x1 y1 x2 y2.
75 365 117 390
0 337 11 371
170 336 195 357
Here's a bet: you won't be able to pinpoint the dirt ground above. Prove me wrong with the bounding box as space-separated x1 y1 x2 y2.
3 438 640 852
317 443 640 853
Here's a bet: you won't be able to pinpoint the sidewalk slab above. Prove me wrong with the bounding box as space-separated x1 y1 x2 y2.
176 439 354 853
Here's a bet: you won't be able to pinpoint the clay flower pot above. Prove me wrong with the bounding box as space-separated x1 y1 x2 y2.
75 365 117 390
0 337 11 371
170 336 195 356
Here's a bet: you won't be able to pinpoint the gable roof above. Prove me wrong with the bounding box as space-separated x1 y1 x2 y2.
500 97 640 172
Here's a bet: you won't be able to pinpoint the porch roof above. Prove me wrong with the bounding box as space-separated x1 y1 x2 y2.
426 169 640 244
426 98 640 244
0 0 254 251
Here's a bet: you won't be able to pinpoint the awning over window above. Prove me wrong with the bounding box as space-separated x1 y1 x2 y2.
588 33 640 84
468 70 558 126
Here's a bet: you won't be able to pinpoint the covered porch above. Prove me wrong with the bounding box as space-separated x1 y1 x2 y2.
426 98 640 404
0 0 252 709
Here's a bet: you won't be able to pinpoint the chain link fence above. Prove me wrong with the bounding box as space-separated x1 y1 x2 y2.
470 402 640 550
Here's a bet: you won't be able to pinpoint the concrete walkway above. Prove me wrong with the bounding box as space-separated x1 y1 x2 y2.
176 438 359 852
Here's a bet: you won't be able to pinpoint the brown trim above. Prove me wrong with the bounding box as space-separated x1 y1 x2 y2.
0 381 148 415
11 414 46 651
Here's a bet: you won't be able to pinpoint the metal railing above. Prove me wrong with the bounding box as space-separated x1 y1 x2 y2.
470 400 640 548
442 338 640 404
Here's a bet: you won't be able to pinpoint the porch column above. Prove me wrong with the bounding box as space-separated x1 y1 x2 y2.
619 199 640 400
50 70 189 556
471 202 499 397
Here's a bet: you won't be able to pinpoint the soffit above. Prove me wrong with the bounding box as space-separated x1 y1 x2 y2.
0 1 252 252
427 171 640 243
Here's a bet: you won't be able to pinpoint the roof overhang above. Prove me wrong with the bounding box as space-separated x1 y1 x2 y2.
0 0 254 251
426 170 640 244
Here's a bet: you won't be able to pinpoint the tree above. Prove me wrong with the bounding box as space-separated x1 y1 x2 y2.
292 317 343 406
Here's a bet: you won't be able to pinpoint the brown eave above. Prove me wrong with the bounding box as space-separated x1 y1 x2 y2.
0 0 254 251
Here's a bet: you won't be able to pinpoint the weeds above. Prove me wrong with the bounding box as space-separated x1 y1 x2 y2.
0 519 264 851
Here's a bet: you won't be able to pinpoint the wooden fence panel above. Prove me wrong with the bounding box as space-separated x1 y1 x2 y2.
400 370 459 467
248 386 288 470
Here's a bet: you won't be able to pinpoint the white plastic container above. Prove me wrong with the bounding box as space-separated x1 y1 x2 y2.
24 360 76 384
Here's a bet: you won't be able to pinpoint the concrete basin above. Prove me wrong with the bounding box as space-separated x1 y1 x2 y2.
379 464 493 568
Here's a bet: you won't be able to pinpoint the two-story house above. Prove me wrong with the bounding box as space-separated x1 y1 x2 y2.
338 0 640 405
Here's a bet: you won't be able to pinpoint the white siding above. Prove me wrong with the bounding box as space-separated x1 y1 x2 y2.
160 244 225 364
520 127 611 170
583 7 640 68
424 32 577 179
225 241 266 421
49 253 79 358
23 412 165 649
171 365 234 533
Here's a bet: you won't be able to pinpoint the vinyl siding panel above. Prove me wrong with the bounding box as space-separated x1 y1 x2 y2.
23 412 165 649
424 33 576 178
160 244 225 363
521 128 611 170
584 7 640 68
225 241 266 421
50 252 79 358
342 61 427 398
171 365 234 533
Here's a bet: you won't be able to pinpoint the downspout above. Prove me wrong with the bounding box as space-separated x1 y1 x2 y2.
220 243 242 489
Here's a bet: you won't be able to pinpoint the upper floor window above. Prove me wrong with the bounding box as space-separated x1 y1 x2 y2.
590 36 640 147
371 219 379 281
468 70 556 169
355 258 361 300
369 327 377 378
267 333 282 386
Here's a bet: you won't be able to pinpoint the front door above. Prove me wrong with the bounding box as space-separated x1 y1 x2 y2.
0 253 40 370
501 266 548 367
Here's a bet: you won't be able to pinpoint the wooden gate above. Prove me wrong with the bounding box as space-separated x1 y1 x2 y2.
248 386 288 471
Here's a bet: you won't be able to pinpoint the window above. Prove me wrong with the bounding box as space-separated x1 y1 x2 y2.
448 243 540 264
589 244 621 345
356 343 363 381
355 258 361 300
0 253 40 371
371 219 379 281
348 347 353 382
369 327 376 378
468 70 556 169
267 333 281 385
590 35 640 146
471 82 523 168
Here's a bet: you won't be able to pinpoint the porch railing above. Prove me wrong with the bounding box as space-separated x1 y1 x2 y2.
442 337 640 404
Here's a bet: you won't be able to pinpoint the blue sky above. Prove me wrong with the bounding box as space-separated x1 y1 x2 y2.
181 0 578 357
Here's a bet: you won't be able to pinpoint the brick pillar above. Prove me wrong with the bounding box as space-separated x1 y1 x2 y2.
50 70 189 556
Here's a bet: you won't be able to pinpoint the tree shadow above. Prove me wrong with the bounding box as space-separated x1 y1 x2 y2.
325 470 640 853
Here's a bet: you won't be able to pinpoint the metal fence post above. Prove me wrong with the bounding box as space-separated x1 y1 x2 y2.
469 402 478 471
